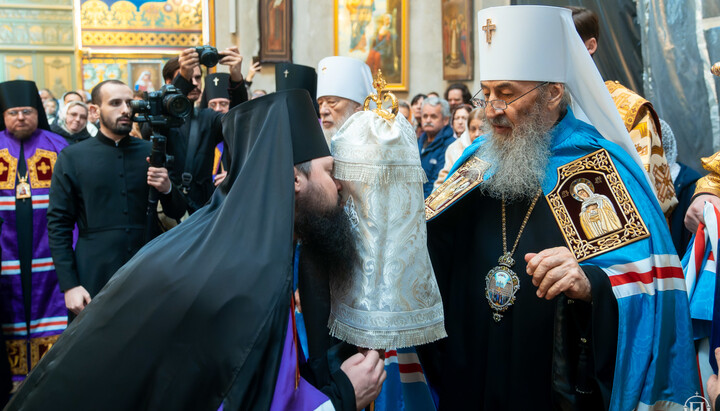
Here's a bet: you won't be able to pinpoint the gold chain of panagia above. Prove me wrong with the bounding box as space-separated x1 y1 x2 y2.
502 189 543 256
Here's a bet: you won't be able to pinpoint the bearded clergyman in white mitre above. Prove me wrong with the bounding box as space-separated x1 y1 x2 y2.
574 181 622 239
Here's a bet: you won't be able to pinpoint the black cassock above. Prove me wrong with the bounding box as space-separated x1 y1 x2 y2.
6 89 331 411
418 188 619 411
47 132 186 296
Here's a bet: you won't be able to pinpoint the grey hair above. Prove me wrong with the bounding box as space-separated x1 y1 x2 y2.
421 96 451 118
295 160 312 177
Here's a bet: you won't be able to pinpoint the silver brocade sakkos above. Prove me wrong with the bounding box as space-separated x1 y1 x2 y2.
485 190 542 322
329 111 447 350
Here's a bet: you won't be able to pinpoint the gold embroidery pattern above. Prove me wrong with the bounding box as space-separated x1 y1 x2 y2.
5 335 60 378
29 335 59 368
605 80 677 214
5 339 27 376
653 163 675 204
0 149 18 190
425 156 490 221
28 149 57 189
546 149 650 262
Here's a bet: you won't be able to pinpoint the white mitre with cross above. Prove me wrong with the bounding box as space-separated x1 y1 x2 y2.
316 56 374 105
477 6 646 176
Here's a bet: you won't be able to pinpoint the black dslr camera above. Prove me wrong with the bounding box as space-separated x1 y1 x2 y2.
130 84 192 128
194 45 220 67
130 85 194 222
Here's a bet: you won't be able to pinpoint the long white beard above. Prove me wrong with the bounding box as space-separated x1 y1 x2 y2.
477 101 553 202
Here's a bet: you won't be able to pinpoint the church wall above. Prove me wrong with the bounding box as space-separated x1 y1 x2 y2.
214 0 509 100
0 0 77 95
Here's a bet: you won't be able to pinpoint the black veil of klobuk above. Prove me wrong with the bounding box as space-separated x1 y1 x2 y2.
6 89 329 411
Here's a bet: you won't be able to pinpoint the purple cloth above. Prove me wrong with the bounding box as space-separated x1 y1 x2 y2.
0 129 68 383
269 309 331 411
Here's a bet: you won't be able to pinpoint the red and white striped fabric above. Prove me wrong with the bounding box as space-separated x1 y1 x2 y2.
603 253 686 299
0 194 49 211
684 202 720 300
1 257 55 276
2 316 68 336
385 349 426 384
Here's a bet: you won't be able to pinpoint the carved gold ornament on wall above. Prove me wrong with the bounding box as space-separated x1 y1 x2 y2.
80 0 204 48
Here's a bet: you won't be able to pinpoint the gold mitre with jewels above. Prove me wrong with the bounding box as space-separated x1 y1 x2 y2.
328 71 447 349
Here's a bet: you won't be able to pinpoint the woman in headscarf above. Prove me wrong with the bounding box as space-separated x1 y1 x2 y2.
50 100 92 144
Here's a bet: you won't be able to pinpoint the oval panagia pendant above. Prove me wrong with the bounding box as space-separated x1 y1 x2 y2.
485 253 520 322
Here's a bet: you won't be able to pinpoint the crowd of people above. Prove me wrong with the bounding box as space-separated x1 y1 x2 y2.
1 4 720 411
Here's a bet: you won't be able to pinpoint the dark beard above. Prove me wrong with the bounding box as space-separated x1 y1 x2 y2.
295 186 358 286
100 112 131 136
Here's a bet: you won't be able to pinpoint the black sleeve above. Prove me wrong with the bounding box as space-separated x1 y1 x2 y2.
47 151 81 292
229 80 248 108
158 184 187 220
552 264 618 411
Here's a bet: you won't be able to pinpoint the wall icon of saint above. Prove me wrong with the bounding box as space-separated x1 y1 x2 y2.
571 179 622 239
134 71 155 92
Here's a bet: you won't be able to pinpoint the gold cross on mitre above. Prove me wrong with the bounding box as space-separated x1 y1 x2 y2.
213 77 219 86
482 18 496 44
363 70 398 120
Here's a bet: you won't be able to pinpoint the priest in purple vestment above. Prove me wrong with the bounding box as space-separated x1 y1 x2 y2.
0 80 68 396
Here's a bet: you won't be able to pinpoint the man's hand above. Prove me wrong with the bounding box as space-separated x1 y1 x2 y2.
525 246 591 302
65 285 91 314
340 351 386 410
178 48 200 82
219 46 244 82
147 166 172 194
709 347 720 410
213 171 227 187
246 61 262 82
685 194 720 233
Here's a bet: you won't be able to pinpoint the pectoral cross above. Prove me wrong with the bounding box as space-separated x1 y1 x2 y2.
213 77 219 86
284 69 289 78
482 18 496 44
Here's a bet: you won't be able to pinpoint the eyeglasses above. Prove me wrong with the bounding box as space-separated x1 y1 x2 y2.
5 108 36 117
470 82 550 111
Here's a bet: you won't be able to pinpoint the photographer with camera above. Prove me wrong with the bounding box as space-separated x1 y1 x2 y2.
155 45 248 214
47 80 186 316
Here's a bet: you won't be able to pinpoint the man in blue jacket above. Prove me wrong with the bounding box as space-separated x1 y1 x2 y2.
418 97 455 197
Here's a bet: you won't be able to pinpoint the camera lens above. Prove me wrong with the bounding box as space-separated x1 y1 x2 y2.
129 99 149 114
199 48 219 68
164 94 192 118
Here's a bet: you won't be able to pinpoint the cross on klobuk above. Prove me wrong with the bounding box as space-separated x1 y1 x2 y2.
284 69 289 78
213 77 219 86
482 18 496 44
